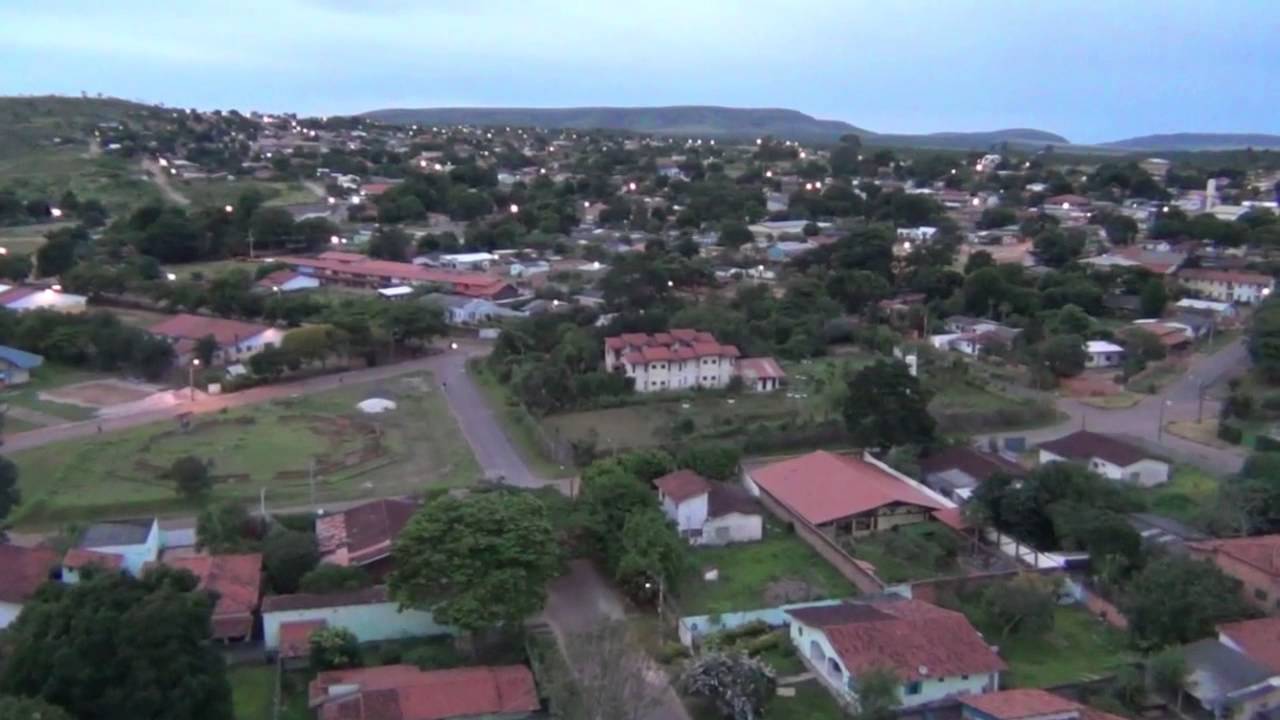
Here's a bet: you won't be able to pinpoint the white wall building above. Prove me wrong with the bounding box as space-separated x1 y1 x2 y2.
262 586 453 652
1178 269 1275 304
604 330 739 393
653 470 763 546
1038 431 1169 487
1084 340 1125 369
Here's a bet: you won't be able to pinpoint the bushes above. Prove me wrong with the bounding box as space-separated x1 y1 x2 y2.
1255 434 1280 452
1217 422 1244 445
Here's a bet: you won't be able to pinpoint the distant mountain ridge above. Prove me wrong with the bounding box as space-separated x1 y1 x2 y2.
1101 132 1280 151
361 105 1071 150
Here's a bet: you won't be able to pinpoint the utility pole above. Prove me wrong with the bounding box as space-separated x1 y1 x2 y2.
259 487 267 518
1197 381 1206 424
308 458 317 508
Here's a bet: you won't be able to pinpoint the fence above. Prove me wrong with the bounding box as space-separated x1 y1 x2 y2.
677 598 846 647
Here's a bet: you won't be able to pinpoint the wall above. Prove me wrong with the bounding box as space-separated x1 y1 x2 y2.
677 598 845 647
263 602 452 651
1125 459 1170 488
664 493 708 535
0 601 20 629
93 522 161 576
700 512 763 546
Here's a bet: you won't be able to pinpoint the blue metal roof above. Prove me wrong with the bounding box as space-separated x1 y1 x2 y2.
0 345 44 369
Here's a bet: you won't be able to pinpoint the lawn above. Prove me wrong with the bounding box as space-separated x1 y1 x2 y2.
0 221 73 255
677 526 855 616
163 259 258 281
228 665 275 720
0 363 109 423
1144 465 1221 526
107 306 175 330
8 371 481 525
1126 361 1185 394
179 179 318 208
990 606 1134 688
0 146 162 216
841 523 962 584
686 680 845 720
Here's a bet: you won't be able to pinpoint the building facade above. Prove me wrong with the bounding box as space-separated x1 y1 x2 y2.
604 330 740 393
1178 269 1275 304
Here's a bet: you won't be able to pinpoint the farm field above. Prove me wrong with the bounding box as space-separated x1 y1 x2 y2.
8 371 480 525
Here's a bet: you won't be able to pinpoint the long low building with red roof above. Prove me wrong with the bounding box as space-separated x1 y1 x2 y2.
744 450 944 537
275 251 518 301
149 313 284 364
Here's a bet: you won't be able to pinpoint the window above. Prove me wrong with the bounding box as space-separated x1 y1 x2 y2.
1254 588 1269 602
961 675 969 681
853 517 873 531
905 682 921 696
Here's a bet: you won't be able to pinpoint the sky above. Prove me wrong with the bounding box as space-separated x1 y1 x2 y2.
1 0 1277 144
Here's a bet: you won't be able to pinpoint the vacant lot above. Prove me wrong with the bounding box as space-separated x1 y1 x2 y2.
9 372 480 525
162 259 256 281
0 221 73 255
179 179 318 208
678 525 855 616
687 680 845 720
842 523 963 584
0 146 161 216
0 363 108 423
958 604 1133 688
45 379 155 407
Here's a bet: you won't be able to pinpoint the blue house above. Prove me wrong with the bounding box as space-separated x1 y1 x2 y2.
0 345 43 386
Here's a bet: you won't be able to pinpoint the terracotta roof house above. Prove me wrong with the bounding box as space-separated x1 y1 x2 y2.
603 330 741 393
149 313 284 365
275 255 518 301
653 470 762 546
316 498 419 577
960 689 1127 720
61 547 125 583
920 446 1025 501
786 597 1005 709
161 553 263 642
0 545 59 629
1188 535 1280 615
744 450 943 538
735 356 787 392
1219 617 1280 675
309 664 540 720
1037 431 1169 487
0 284 88 313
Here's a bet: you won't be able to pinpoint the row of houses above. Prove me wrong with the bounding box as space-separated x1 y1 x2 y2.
603 329 787 393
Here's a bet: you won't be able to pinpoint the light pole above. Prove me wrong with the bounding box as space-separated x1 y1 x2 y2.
1157 399 1172 442
645 575 666 623
189 358 200 401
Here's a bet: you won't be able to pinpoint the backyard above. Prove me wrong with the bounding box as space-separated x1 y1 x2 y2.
1143 464 1221 527
8 372 480 525
982 606 1133 688
677 524 856 616
841 523 963 584
686 680 846 720
228 666 276 720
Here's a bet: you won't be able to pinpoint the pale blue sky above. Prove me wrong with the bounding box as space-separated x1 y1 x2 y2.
1 0 1276 143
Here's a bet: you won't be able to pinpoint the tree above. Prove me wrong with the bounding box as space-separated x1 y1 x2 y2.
1039 334 1086 377
1122 555 1255 650
263 527 319 594
718 222 753 248
977 207 1017 230
1248 299 1280 382
1032 228 1086 267
390 492 561 638
249 207 295 250
1139 278 1168 318
299 564 372 594
679 652 776 720
614 507 687 601
575 461 657 564
0 568 233 720
169 455 212 499
979 574 1058 639
0 457 19 527
282 324 339 367
0 696 74 720
676 445 742 481
368 227 412 261
1148 649 1187 711
193 334 219 367
196 501 259 553
310 627 361 671
35 226 87 277
852 666 901 720
842 360 935 450
381 300 446 347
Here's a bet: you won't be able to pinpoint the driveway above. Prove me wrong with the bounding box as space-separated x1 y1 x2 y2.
983 337 1249 474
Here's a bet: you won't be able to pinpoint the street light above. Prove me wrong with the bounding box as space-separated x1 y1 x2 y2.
644 576 666 622
224 204 234 214
0 247 8 256
449 341 459 351
189 359 201 401
1157 399 1173 442
165 272 177 281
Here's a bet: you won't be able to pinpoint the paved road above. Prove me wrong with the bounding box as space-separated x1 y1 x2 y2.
984 338 1249 474
543 560 691 720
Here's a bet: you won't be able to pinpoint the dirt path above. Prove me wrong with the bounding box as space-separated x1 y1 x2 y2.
142 158 191 206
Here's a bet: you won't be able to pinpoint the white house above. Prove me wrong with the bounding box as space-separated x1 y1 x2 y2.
1038 431 1169 487
896 226 939 243
603 329 740 393
1175 298 1237 320
439 252 498 270
424 293 514 326
261 586 453 654
0 285 88 314
72 518 161 576
256 269 320 294
653 470 763 546
786 598 1004 709
1084 340 1125 369
149 314 285 365
1178 269 1275 304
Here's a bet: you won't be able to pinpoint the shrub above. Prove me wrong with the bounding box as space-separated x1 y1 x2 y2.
1217 422 1244 445
656 642 692 665
743 630 784 656
310 627 361 671
1255 434 1280 452
404 641 465 670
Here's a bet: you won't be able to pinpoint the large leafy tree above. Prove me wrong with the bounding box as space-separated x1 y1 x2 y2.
390 492 561 635
679 652 776 720
1249 299 1280 382
0 568 233 720
0 696 74 720
263 527 319 594
1121 555 1255 650
614 507 688 599
0 456 19 527
842 360 935 450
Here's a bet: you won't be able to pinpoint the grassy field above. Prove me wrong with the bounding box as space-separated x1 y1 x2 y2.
1144 465 1220 526
677 525 855 616
993 606 1134 688
0 363 108 422
8 371 480 525
107 306 175 329
178 179 318 209
162 259 258 281
687 680 845 720
0 146 162 217
0 221 74 255
228 666 275 720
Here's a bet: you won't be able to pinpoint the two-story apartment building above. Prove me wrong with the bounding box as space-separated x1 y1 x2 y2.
1178 268 1275 304
787 598 1004 709
603 330 740 392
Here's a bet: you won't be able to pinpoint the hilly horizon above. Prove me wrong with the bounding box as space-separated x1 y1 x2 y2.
363 104 1280 153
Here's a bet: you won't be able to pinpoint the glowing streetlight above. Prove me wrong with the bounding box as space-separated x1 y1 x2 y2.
509 204 520 214
419 159 427 168
755 138 762 145
50 284 62 292
330 235 341 244
667 280 674 288
765 170 773 178
449 341 459 350
327 196 336 205
165 272 177 281
0 247 8 256
799 151 807 159
49 207 63 219
189 358 201 401
224 204 234 214
628 182 637 192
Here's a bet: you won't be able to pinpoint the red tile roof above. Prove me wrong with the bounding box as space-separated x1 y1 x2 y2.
149 313 271 347
606 330 739 366
161 553 263 640
312 665 539 720
316 498 419 567
654 470 711 503
961 689 1086 720
1189 534 1280 580
642 345 675 362
63 547 125 570
280 619 328 660
736 357 786 381
788 598 1005 682
1179 268 1274 286
277 255 512 298
0 545 59 604
749 451 942 526
1218 617 1280 675
1038 431 1153 468
256 269 304 288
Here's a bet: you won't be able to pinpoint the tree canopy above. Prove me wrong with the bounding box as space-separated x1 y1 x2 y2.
842 360 935 450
